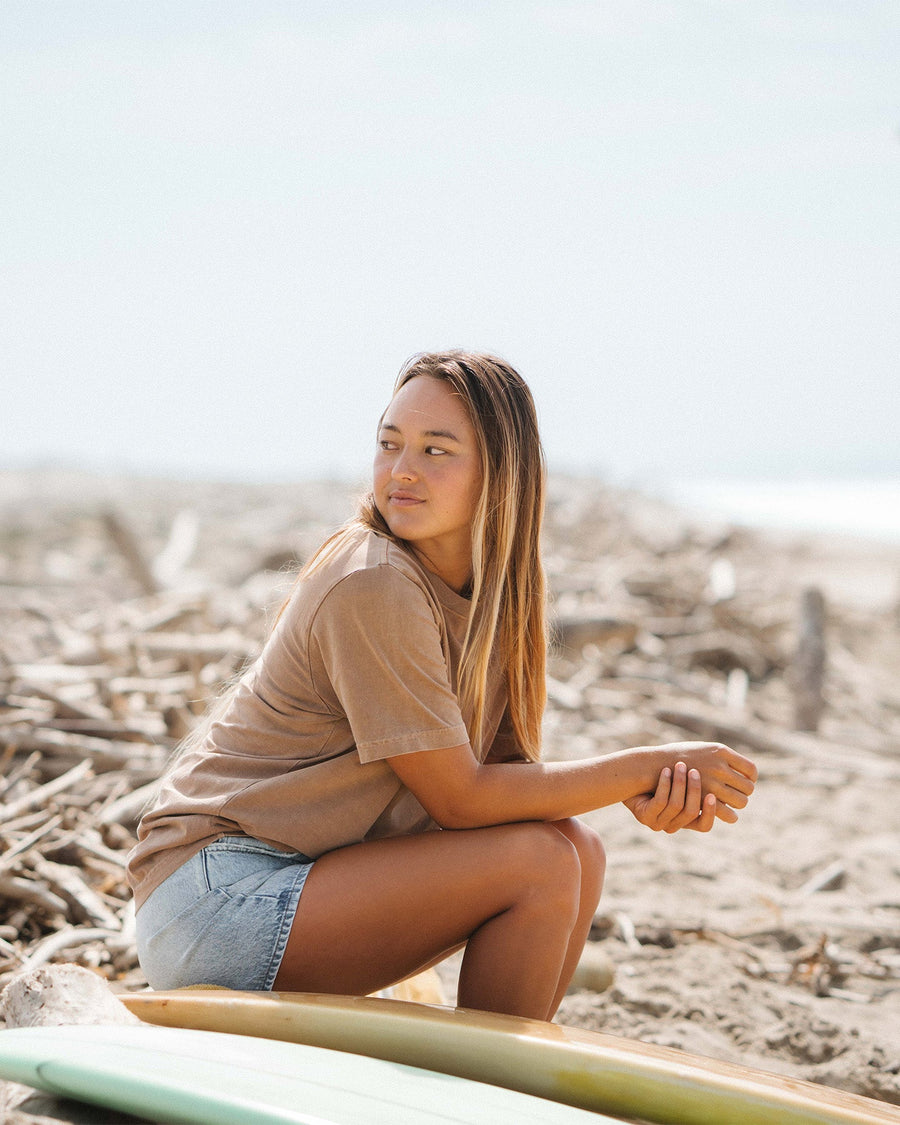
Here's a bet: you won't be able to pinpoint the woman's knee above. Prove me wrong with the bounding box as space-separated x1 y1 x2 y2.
506 822 583 917
553 818 606 903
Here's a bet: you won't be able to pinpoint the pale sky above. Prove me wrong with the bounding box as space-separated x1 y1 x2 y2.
2 1 898 487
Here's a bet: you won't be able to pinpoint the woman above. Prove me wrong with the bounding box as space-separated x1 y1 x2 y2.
128 350 756 1021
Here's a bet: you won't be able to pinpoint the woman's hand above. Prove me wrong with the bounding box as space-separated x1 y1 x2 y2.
653 741 756 823
624 761 718 833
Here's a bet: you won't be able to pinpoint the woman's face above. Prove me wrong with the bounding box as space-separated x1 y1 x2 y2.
374 375 483 590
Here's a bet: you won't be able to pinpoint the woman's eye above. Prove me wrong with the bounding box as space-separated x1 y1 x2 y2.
379 440 397 451
426 446 447 456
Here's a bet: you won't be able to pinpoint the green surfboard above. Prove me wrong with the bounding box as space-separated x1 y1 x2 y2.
0 1022 618 1125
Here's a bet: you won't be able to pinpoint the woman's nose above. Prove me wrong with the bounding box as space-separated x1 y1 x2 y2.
392 450 417 480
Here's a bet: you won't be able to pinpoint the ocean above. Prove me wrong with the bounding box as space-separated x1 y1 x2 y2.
657 478 900 546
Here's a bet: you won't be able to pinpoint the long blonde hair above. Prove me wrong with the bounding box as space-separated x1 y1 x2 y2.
357 350 548 761
164 350 548 779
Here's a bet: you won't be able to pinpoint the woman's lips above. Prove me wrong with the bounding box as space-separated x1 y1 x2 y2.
389 492 424 506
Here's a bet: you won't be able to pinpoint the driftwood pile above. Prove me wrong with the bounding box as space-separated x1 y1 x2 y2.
543 479 900 783
0 472 343 996
546 482 900 983
1 471 899 1064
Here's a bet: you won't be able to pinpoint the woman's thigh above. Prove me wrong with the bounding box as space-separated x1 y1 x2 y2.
274 820 582 994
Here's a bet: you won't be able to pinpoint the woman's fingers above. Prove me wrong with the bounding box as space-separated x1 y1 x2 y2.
636 746 756 834
708 776 754 812
726 769 756 798
663 765 702 832
667 742 758 800
713 801 739 824
649 767 672 817
690 793 717 832
669 761 687 811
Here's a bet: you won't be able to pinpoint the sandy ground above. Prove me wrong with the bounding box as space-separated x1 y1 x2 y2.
1 469 899 1113
559 767 900 1104
550 487 900 1106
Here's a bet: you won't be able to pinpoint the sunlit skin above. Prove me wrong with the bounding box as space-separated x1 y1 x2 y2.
374 375 483 594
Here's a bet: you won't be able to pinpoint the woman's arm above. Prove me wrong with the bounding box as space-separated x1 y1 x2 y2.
387 740 756 830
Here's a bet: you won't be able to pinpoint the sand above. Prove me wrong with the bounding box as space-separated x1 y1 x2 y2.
1 468 898 1109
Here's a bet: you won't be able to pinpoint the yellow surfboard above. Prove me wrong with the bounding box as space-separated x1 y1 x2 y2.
121 989 897 1125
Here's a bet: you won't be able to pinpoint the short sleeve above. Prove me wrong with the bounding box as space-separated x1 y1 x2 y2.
309 564 470 762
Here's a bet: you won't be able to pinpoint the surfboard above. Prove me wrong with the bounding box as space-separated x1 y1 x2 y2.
0 1022 620 1125
121 989 899 1125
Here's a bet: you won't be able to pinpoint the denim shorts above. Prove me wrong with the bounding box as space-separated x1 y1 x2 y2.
135 836 315 991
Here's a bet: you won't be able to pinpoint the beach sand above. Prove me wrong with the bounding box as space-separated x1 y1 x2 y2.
1 469 898 1109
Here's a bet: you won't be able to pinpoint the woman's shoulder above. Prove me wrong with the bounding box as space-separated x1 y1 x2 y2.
321 523 424 581
296 523 434 608
315 523 473 622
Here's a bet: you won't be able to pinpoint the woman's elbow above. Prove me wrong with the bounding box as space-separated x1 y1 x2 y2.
423 788 491 831
428 801 481 831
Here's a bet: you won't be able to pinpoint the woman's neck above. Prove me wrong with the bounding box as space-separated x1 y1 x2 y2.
411 545 473 597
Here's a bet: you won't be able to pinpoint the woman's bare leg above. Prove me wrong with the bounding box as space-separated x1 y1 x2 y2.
274 821 583 1020
546 817 606 1017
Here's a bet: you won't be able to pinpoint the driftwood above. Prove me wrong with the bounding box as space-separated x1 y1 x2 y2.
0 481 314 1007
1 963 139 1028
793 586 827 731
101 510 160 597
1 469 899 1118
654 704 900 780
0 965 141 1123
0 761 92 824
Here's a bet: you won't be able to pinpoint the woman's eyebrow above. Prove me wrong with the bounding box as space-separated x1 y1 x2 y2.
379 421 461 442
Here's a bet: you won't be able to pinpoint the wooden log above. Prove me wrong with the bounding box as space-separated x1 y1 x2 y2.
1 963 140 1024
724 667 749 713
793 586 826 732
554 616 638 654
706 557 737 603
152 509 200 586
134 629 256 661
118 593 207 634
666 629 771 680
0 817 64 876
0 760 93 824
0 875 67 915
799 860 846 895
0 809 52 834
97 780 159 828
383 967 447 1004
48 826 129 871
106 672 197 695
546 675 584 710
11 685 111 722
29 857 121 930
0 752 41 801
101 510 159 596
11 664 114 684
0 695 55 719
568 941 615 994
0 728 166 772
37 715 169 740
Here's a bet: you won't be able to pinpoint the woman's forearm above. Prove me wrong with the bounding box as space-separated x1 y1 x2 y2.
389 739 756 831
442 746 669 829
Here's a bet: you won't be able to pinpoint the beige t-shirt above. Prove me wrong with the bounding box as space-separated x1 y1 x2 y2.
127 524 514 909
